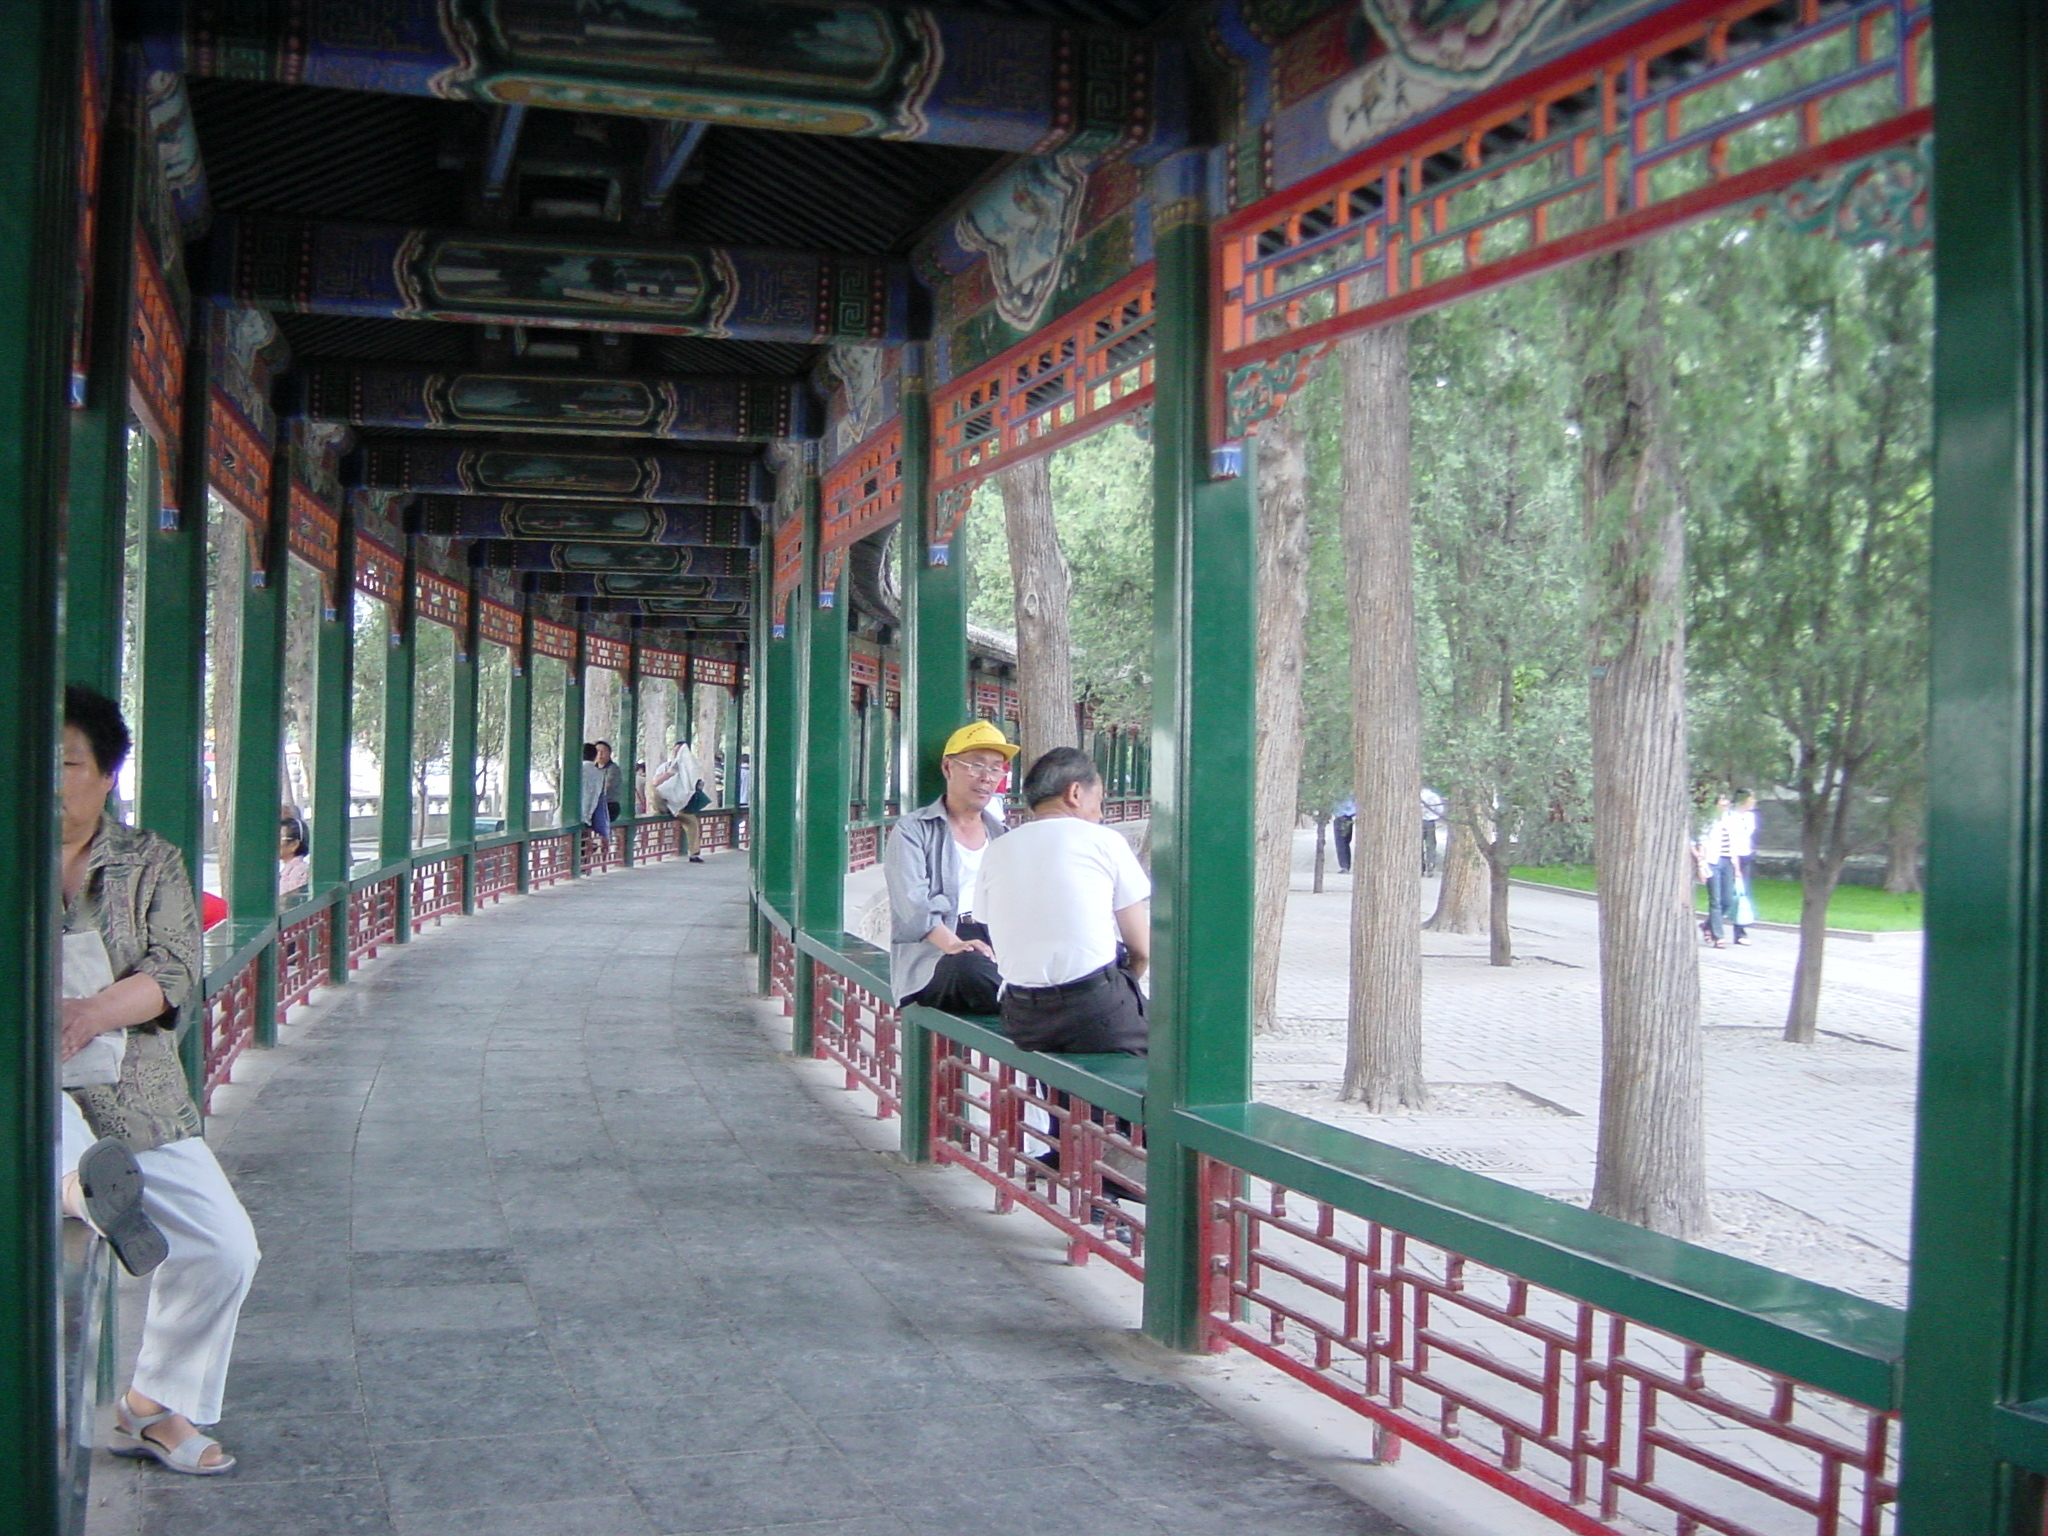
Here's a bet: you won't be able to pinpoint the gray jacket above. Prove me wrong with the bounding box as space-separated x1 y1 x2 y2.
884 796 1009 1003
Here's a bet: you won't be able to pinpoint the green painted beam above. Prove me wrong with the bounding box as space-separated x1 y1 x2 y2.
1141 201 1257 1352
316 506 356 983
0 4 78 1523
506 613 533 840
618 643 638 866
1897 4 2048 1532
795 472 850 1056
759 591 800 917
63 64 138 697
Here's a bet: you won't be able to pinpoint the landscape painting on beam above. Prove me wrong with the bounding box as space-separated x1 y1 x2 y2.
527 573 752 601
352 440 767 506
301 366 813 441
416 498 756 547
144 0 1180 157
212 217 912 344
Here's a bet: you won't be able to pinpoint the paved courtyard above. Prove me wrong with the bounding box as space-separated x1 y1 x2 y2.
1262 830 1921 1305
87 853 1411 1536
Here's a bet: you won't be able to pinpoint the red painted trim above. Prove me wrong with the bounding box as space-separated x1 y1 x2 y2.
930 384 1154 498
1217 108 1929 386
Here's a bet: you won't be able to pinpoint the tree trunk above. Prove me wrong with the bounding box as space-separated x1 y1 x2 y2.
1312 812 1328 894
1486 849 1513 966
1786 849 1843 1044
1883 780 1923 893
1425 801 1490 933
997 457 1077 770
1574 247 1708 1240
1253 402 1313 1036
1337 323 1427 1110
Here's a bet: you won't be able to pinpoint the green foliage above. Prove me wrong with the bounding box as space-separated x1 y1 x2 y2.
1513 864 1923 932
965 420 1155 723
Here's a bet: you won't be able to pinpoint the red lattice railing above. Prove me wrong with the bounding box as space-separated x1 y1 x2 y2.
700 808 746 853
930 1037 1146 1279
769 928 797 1015
411 854 464 930
275 904 332 1017
811 959 900 1117
1100 798 1150 825
201 956 259 1112
848 824 882 873
584 827 627 872
473 842 519 903
635 817 681 861
528 832 574 887
347 876 401 967
1196 1158 1898 1536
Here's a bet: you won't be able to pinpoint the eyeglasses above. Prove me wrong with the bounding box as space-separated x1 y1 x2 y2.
949 760 1008 782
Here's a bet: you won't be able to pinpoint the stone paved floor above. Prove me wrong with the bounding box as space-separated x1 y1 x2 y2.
1262 830 1921 1304
89 851 1410 1536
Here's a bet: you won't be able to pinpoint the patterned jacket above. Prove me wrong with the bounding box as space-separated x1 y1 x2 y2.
66 817 203 1151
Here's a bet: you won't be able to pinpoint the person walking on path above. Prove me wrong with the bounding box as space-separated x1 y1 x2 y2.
1727 788 1760 943
882 722 1018 1012
58 686 261 1476
1695 793 1742 948
979 747 1152 1054
580 743 610 840
651 738 709 861
1332 796 1357 875
1421 786 1446 876
593 741 626 825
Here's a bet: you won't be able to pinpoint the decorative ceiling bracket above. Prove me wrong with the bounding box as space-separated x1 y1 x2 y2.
1222 341 1333 442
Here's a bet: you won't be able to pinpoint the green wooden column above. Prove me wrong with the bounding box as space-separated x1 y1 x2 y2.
725 673 745 810
899 372 969 808
1142 184 1258 1352
507 612 533 890
151 288 217 1095
865 690 889 825
64 62 138 697
795 479 851 1054
1897 4 2048 1532
379 537 417 936
0 5 82 1522
448 584 480 910
315 504 354 984
228 442 292 1044
563 627 587 872
619 639 639 864
895 376 966 1161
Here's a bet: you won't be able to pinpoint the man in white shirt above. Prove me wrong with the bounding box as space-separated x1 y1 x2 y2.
978 747 1151 1054
651 738 707 861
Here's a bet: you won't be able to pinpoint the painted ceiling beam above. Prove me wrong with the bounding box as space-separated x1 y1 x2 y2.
141 0 1183 159
527 572 752 602
475 540 750 579
300 364 816 442
349 437 769 506
416 497 757 548
210 216 913 343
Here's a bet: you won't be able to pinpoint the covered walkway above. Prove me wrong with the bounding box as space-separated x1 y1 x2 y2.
89 855 1404 1536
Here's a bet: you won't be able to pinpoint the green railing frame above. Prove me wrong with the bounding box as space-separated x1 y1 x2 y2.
765 896 1906 1417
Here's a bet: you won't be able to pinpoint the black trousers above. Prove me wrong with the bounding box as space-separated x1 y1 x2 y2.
904 920 1001 1015
1000 963 1147 1055
1333 816 1354 873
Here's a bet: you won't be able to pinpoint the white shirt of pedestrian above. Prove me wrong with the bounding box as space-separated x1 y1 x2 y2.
954 835 986 919
978 818 1151 988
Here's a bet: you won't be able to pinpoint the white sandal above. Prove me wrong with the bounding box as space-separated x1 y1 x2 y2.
111 1396 235 1475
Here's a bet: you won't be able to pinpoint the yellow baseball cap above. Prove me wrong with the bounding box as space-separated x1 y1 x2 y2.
942 721 1020 759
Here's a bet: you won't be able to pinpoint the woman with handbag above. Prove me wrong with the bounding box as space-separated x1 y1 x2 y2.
651 738 709 861
58 686 260 1475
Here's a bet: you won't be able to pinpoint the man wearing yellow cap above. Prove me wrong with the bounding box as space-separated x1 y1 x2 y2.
882 722 1019 1011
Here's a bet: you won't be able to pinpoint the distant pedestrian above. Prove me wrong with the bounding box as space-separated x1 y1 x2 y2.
1421 786 1446 875
580 743 609 839
1728 789 1759 943
651 738 708 862
592 741 625 824
1694 793 1740 948
1332 796 1357 875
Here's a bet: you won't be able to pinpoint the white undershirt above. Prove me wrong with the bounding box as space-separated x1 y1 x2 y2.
953 836 986 920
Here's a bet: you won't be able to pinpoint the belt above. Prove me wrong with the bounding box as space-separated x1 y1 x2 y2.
1004 963 1120 1000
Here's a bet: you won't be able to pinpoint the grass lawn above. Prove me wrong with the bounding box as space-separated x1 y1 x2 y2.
1510 865 1923 932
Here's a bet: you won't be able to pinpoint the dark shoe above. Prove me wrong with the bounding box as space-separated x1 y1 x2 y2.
76 1138 168 1277
688 855 705 863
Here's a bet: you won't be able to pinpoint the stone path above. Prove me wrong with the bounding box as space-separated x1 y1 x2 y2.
1263 830 1920 1305
90 852 1410 1536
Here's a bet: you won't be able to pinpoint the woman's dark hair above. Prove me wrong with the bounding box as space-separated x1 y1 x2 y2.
64 684 131 776
279 815 309 858
582 742 599 761
1021 747 1100 809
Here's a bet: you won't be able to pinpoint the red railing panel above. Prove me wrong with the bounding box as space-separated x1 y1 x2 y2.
201 956 259 1112
473 842 519 902
410 853 464 930
275 905 332 1018
810 959 901 1118
347 876 401 967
